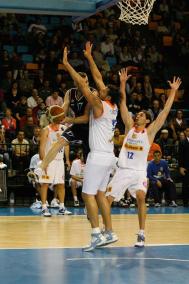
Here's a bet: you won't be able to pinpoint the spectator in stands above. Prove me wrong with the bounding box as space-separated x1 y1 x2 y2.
169 109 187 140
18 70 33 97
38 79 51 101
100 36 114 56
1 108 16 142
147 142 162 162
28 18 47 36
0 50 11 75
43 50 59 79
34 70 45 89
19 107 37 129
23 116 35 140
27 88 39 109
156 129 174 161
93 45 110 73
149 99 162 120
0 127 10 167
69 52 84 68
7 80 21 111
112 127 124 157
143 75 153 100
119 46 132 64
147 150 177 207
70 148 85 207
178 127 189 207
128 92 141 115
15 96 28 126
45 89 63 107
11 130 30 172
0 88 6 112
29 126 41 156
51 73 63 90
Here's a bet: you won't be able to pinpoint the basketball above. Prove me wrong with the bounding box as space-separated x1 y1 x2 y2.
46 105 65 123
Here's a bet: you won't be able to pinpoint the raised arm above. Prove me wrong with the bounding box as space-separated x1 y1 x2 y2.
119 68 134 133
62 91 70 116
63 47 102 118
148 76 182 142
83 41 106 91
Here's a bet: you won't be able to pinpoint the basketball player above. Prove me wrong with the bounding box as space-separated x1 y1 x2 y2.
63 72 96 158
62 45 120 251
34 44 119 249
106 68 181 247
38 107 72 217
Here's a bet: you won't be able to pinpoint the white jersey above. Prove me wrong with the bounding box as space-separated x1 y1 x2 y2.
45 125 65 160
70 158 85 178
118 127 150 171
29 154 40 170
89 100 118 153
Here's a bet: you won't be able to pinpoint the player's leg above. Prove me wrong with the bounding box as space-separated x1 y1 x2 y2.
135 190 147 247
40 183 51 217
70 179 80 206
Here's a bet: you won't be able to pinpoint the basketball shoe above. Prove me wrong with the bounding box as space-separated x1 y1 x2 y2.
83 232 106 252
135 234 145 248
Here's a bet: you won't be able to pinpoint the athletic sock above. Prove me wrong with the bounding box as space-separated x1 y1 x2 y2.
59 203 65 209
92 228 101 234
139 229 145 235
74 196 78 201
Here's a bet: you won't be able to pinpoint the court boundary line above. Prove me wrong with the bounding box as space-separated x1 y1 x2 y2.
0 243 189 250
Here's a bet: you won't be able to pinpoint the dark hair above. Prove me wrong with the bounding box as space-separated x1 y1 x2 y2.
141 110 152 124
78 72 88 78
107 85 120 105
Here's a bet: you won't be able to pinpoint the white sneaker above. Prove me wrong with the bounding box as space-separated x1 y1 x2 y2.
51 199 60 208
99 231 118 246
155 203 161 207
74 200 80 207
83 233 106 252
41 208 51 217
135 234 145 248
58 208 72 215
30 200 42 209
169 201 178 207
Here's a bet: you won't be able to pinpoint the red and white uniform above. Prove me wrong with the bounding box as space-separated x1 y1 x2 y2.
107 127 150 200
39 125 65 185
82 100 118 195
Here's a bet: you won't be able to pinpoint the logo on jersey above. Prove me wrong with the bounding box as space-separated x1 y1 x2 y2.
132 133 137 139
124 143 143 151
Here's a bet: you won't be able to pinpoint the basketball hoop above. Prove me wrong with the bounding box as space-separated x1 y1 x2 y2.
117 0 156 25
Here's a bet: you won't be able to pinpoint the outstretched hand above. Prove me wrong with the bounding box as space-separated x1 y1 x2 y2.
62 46 69 68
119 68 132 83
167 76 182 90
83 41 93 59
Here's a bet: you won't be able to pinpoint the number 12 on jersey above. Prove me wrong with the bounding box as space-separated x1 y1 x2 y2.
127 151 134 159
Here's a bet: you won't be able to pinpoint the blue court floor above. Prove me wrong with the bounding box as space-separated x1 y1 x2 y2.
0 245 189 284
0 207 189 284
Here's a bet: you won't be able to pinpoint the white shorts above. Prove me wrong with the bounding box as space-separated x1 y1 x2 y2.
106 167 148 201
38 159 65 185
69 178 82 188
82 152 116 195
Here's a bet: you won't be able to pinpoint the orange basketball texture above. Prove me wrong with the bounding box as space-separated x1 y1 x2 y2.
47 105 65 123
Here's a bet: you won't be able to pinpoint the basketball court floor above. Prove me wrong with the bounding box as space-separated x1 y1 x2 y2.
0 206 189 284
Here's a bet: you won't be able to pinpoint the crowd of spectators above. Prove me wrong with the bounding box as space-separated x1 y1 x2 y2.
0 0 189 205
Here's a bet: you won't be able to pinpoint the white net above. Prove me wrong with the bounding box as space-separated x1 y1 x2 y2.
117 0 156 25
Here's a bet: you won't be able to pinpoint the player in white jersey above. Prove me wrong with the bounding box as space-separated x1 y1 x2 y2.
62 43 120 251
69 148 85 207
33 43 119 249
39 121 71 217
106 68 182 247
